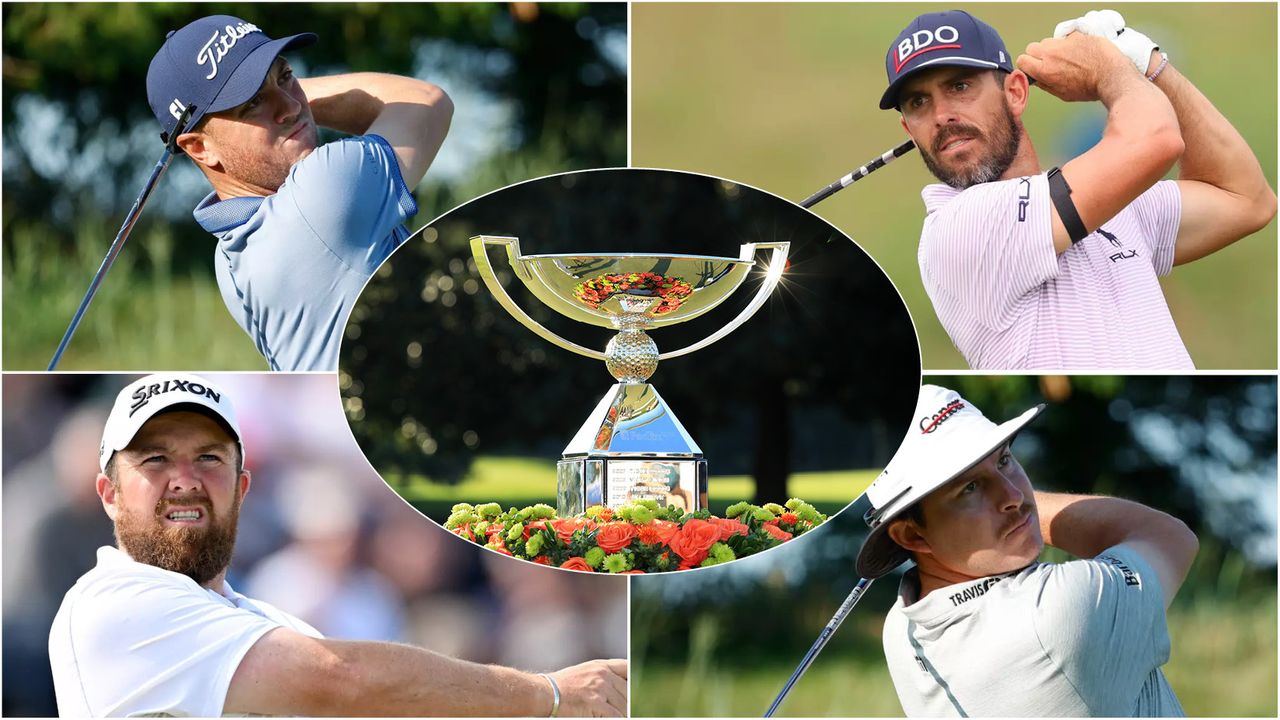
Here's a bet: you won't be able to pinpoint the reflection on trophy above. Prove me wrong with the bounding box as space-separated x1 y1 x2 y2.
471 236 790 516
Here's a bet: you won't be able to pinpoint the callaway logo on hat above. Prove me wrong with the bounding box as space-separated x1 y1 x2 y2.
145 15 316 142
880 10 1014 110
99 373 243 472
855 384 1044 578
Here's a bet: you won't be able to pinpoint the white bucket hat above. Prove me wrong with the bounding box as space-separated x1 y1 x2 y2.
99 374 243 472
856 384 1044 579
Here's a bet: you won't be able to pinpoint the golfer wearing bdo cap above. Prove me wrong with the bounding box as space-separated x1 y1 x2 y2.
48 374 627 717
883 10 1275 370
147 16 453 371
857 385 1198 716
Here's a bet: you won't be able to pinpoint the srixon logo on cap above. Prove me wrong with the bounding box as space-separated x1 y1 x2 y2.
919 399 964 434
129 379 221 416
895 25 961 72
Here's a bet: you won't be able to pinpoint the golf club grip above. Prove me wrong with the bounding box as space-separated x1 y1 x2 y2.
764 577 873 717
799 140 917 209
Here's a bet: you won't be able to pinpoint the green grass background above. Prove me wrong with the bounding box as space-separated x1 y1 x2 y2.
391 455 877 521
631 3 1278 369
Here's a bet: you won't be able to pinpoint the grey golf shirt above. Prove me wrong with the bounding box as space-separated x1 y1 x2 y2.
882 544 1185 717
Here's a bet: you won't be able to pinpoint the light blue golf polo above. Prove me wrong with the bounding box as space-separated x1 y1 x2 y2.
194 134 416 371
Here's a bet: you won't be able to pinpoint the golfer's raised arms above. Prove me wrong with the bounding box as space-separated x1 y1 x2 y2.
1035 491 1199 609
300 72 454 190
1018 34 1182 254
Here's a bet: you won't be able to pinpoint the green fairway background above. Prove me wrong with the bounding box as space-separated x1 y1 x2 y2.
631 3 1277 369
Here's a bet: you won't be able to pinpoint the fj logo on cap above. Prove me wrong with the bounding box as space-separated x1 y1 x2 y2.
196 21 262 80
895 25 961 72
168 98 187 121
129 379 222 416
919 399 964 433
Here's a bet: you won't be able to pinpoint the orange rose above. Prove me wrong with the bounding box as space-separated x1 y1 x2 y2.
524 519 548 540
551 517 591 544
652 520 679 543
532 556 551 566
595 522 637 554
780 512 799 526
710 517 749 541
668 519 720 565
560 557 593 572
763 524 793 542
451 526 474 541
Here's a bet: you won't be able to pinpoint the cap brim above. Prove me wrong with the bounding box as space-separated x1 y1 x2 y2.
854 403 1046 578
203 32 317 117
879 57 1007 110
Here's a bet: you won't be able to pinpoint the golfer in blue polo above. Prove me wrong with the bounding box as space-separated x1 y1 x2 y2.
146 15 452 370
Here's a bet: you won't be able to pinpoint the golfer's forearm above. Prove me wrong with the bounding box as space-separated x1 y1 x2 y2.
1154 63 1274 206
228 634 550 717
1035 491 1193 559
1095 70 1183 180
300 73 451 136
326 640 550 717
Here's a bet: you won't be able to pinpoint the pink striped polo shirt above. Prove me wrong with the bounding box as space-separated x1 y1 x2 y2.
918 174 1193 370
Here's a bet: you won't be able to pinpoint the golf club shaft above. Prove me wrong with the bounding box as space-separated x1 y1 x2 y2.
47 149 176 370
764 577 874 717
799 140 916 208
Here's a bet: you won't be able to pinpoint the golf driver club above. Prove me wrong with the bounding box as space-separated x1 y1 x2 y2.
47 104 195 371
763 576 875 717
800 77 1038 209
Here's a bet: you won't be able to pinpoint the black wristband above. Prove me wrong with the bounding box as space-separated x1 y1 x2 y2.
1047 166 1088 244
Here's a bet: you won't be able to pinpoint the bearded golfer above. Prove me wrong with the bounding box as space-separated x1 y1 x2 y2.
48 374 627 717
146 16 452 371
883 10 1275 370
857 385 1198 716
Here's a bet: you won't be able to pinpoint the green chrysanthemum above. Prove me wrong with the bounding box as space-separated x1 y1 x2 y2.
506 522 524 542
628 506 655 525
450 502 475 513
725 502 751 519
762 503 786 515
634 498 660 512
526 533 545 556
584 546 606 569
709 542 736 563
475 502 502 519
444 510 476 530
603 553 632 573
752 507 776 522
529 504 556 520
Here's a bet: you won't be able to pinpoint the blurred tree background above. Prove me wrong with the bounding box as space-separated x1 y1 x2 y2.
2 2 626 369
340 169 922 520
630 375 1278 717
631 3 1278 369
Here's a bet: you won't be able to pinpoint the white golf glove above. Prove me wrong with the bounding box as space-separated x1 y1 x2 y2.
1053 10 1159 75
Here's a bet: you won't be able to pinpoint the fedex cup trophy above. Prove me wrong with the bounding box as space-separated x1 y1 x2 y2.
471 236 789 516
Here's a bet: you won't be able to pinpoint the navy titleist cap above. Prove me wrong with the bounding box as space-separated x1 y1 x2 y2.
880 10 1013 110
146 15 316 143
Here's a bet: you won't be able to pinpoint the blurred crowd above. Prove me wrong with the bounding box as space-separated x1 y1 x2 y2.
2 373 627 716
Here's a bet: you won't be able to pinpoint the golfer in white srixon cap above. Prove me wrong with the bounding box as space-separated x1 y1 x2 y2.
857 385 1197 717
49 374 627 718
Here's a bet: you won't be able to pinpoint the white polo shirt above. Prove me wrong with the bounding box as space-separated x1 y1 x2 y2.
882 544 1185 717
49 546 322 717
918 175 1193 370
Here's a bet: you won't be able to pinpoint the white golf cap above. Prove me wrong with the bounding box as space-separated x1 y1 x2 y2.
99 373 243 472
855 384 1044 579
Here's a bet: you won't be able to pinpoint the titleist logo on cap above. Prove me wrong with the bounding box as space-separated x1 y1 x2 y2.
919 399 964 434
129 379 222 417
197 21 261 80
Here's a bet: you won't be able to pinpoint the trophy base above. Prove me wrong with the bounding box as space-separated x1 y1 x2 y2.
557 457 709 516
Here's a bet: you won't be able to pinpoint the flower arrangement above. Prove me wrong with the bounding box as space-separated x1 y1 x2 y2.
572 272 694 315
443 498 828 573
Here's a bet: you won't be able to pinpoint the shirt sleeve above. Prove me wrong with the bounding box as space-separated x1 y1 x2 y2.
66 571 283 717
919 175 1060 331
1032 544 1172 713
283 134 418 274
1126 180 1181 276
